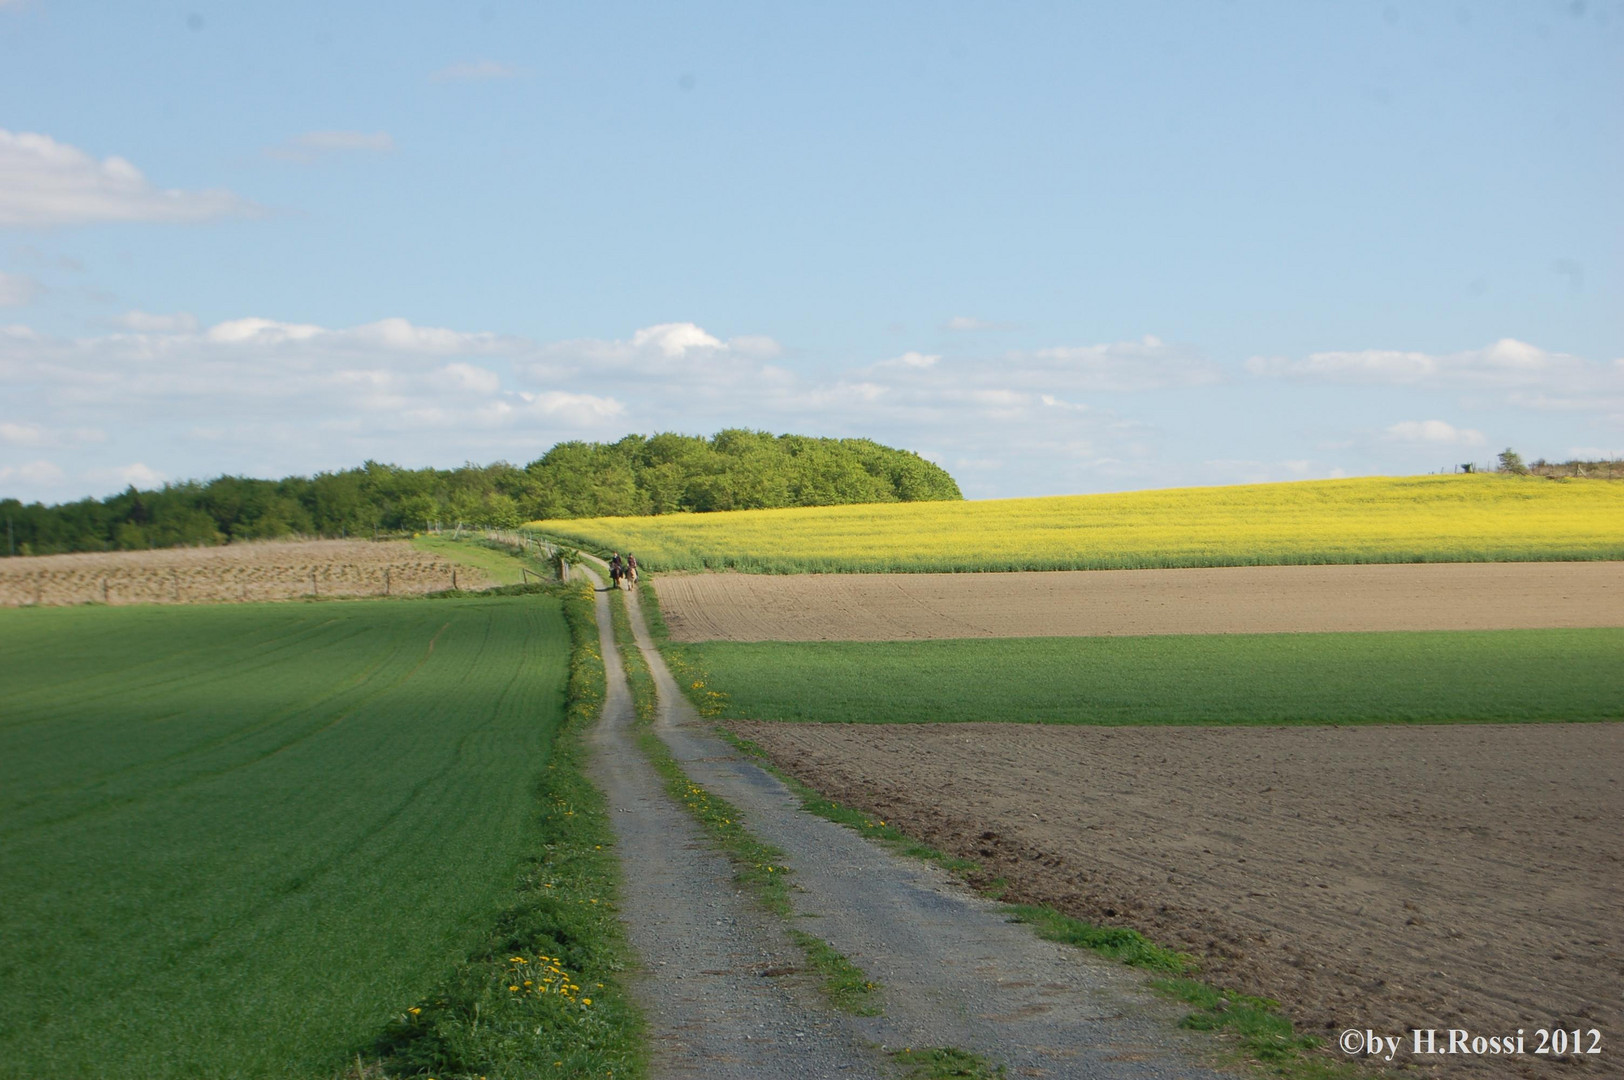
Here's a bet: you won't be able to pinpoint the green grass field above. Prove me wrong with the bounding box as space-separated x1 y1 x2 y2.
677 629 1624 726
411 534 542 585
0 595 615 1077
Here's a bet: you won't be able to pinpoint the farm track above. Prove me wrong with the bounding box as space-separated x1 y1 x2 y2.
603 578 1228 1079
656 561 1624 642
581 570 886 1078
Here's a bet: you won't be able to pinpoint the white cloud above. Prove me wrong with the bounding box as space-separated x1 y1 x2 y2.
431 59 523 82
946 315 1011 332
1246 338 1603 391
0 421 104 447
0 459 64 487
0 421 42 445
1022 335 1219 392
0 271 39 306
94 462 165 489
631 322 723 357
1384 419 1486 446
265 130 396 163
433 362 502 396
0 129 258 227
520 322 785 387
0 315 624 494
516 390 625 419
111 310 199 333
883 351 939 369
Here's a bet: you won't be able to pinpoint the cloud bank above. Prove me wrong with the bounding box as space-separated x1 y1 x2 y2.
0 129 258 226
4 317 1615 502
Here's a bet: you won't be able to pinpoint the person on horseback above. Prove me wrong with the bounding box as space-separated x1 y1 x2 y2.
609 552 623 588
625 553 638 589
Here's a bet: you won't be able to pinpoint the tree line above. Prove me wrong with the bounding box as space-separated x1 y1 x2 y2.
1 430 963 556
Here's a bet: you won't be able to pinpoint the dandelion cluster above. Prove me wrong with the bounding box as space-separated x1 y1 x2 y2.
503 953 594 1008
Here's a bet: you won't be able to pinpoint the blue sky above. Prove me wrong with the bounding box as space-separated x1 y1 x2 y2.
2 1 1620 502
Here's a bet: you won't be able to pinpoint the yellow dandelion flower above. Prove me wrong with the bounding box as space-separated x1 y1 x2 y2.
582 997 593 1005
508 985 519 992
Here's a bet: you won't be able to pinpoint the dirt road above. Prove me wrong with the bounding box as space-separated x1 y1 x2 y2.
655 562 1624 642
729 720 1624 1079
606 581 1230 1079
582 572 885 1077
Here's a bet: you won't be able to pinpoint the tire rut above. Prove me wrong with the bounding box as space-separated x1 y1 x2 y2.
582 575 887 1079
620 585 1232 1080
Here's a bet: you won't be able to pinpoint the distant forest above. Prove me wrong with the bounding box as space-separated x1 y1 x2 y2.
1 431 962 557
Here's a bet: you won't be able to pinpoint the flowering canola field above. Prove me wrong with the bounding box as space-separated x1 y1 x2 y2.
531 474 1624 573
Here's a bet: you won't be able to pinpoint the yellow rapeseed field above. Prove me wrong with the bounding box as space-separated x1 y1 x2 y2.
529 474 1624 573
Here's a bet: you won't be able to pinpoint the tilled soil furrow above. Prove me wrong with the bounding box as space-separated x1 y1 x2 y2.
622 587 1228 1080
655 562 1624 642
583 579 886 1078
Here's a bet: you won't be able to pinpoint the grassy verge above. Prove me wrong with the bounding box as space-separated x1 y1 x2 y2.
678 628 1624 726
412 534 550 586
606 588 882 1017
714 727 1371 1080
368 583 645 1079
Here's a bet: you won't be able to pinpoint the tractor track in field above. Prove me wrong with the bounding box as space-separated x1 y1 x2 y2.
584 556 1229 1079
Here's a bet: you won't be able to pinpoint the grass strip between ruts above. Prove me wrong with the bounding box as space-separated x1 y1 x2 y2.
694 687 1373 1080
605 588 882 1017
360 583 646 1080
890 1046 1009 1080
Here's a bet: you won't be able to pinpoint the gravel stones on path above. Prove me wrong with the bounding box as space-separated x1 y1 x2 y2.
616 586 1228 1080
583 578 885 1078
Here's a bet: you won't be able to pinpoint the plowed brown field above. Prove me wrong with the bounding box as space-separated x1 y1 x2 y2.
732 719 1622 1079
0 539 490 606
656 562 1624 641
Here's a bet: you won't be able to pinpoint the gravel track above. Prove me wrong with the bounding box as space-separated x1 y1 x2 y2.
581 572 887 1077
614 582 1230 1079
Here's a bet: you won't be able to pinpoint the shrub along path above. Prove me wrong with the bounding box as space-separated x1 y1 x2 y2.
611 579 1228 1079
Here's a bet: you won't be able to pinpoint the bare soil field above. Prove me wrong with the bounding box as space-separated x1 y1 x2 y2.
657 562 1624 641
730 720 1623 1079
0 540 491 607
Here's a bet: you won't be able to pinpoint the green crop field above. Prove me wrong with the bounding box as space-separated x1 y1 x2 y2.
0 596 590 1077
411 533 540 585
676 629 1624 726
